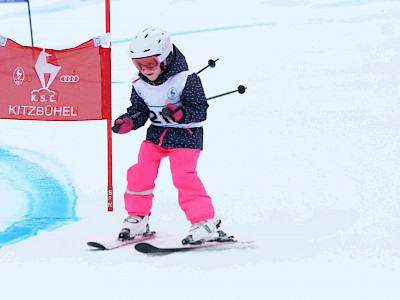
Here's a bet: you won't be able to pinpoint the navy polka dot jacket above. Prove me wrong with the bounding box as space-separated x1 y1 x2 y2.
120 45 209 150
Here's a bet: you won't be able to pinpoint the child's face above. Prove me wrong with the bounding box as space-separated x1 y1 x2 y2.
142 65 162 81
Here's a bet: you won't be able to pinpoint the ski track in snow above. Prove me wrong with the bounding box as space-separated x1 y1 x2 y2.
0 146 78 248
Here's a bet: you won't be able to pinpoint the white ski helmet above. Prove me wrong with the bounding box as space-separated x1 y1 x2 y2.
129 27 173 63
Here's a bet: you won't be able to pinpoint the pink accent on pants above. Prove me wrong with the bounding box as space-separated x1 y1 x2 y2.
124 141 215 224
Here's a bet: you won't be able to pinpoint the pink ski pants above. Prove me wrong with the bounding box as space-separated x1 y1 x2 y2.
124 141 215 224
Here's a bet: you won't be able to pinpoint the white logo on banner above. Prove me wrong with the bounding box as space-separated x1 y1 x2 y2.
35 49 61 90
60 75 80 83
13 67 25 85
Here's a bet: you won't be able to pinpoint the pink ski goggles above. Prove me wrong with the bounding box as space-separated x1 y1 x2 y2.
132 56 161 72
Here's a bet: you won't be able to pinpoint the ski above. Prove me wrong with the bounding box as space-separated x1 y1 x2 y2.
134 240 253 254
87 232 156 250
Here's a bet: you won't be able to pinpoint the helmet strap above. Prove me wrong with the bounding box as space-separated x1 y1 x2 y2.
160 51 174 72
160 61 166 71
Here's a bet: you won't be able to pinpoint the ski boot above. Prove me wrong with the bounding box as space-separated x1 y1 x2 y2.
182 219 235 245
118 215 155 241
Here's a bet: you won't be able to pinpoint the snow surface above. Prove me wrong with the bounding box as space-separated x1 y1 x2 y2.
1 0 400 299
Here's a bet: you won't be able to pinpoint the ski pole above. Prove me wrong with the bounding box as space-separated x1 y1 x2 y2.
161 85 247 117
206 85 247 101
196 58 219 75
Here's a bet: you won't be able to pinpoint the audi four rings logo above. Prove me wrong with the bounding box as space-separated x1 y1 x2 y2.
60 75 80 83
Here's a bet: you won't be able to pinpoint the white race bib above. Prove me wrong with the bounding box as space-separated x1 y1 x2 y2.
133 71 203 128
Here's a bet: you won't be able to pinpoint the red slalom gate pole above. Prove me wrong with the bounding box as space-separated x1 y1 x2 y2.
105 0 113 212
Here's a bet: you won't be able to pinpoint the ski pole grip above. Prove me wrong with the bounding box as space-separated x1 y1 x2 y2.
161 107 172 117
112 124 121 133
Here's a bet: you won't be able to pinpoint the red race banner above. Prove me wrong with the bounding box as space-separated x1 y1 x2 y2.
0 35 111 121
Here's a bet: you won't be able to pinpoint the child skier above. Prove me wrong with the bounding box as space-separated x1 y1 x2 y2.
113 27 228 244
